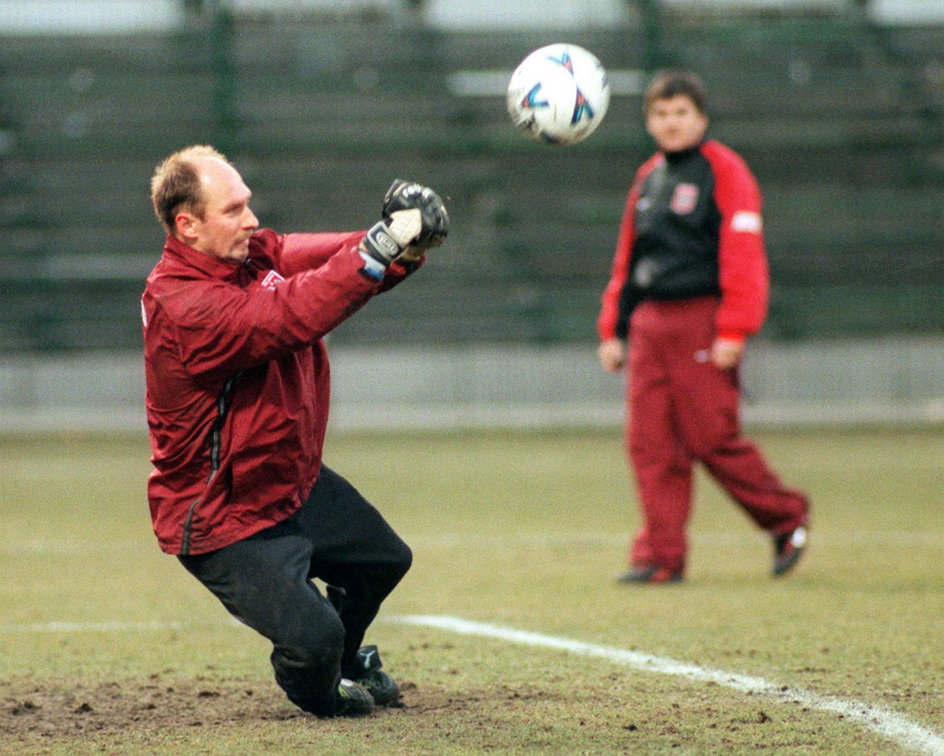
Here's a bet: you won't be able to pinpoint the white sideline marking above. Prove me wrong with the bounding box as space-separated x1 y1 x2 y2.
391 614 944 756
5 529 942 556
0 619 242 633
0 620 183 633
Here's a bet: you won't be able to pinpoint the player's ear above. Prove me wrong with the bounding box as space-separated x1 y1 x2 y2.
175 211 199 241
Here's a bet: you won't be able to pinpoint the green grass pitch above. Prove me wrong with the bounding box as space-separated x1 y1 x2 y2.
1 427 942 754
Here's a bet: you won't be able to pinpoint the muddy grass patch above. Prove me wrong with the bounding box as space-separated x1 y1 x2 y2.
1 674 469 744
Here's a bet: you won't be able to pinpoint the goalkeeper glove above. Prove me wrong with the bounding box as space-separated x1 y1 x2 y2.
382 179 449 248
359 208 424 278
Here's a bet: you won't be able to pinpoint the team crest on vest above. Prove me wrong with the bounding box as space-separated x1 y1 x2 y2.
260 270 285 290
671 183 699 215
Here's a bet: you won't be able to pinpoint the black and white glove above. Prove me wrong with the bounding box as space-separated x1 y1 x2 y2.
359 180 449 279
359 208 424 279
382 179 449 251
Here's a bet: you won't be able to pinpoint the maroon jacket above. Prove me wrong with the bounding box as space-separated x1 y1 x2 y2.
142 230 414 555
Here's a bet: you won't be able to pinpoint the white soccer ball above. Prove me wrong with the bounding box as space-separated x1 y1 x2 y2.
506 43 611 146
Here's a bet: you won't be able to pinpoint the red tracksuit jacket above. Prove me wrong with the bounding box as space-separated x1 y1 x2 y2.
597 139 768 342
141 230 413 555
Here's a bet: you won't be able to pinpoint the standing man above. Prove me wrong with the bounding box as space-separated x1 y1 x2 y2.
597 71 809 585
142 145 448 715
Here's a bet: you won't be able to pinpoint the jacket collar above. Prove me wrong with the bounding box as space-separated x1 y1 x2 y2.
162 234 248 279
663 140 706 164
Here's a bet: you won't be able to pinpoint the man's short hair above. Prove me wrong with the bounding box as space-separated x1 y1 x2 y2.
150 145 231 235
643 70 708 115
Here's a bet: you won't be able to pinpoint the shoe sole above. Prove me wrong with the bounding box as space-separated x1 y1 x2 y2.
773 527 808 577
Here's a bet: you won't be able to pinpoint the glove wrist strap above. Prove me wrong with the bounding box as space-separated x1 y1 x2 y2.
362 220 404 265
358 250 387 280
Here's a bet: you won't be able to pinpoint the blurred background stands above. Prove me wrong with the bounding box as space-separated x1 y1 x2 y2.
0 0 942 428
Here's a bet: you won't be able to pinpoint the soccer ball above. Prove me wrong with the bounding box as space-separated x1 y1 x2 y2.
506 43 610 146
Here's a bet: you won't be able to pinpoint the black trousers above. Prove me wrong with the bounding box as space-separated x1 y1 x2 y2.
178 465 412 715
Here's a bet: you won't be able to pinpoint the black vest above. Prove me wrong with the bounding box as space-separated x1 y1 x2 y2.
618 145 721 332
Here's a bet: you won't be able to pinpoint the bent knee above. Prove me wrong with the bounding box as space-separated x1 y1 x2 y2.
393 541 413 578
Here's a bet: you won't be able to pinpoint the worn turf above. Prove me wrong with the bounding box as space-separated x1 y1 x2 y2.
1 427 942 754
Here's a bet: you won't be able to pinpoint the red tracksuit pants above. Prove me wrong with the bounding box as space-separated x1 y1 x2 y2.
625 296 808 573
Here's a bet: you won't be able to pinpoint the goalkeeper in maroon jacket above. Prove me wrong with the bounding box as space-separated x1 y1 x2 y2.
143 146 448 717
597 71 809 584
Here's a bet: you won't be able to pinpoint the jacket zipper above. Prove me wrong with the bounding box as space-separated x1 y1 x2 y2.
180 374 240 555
